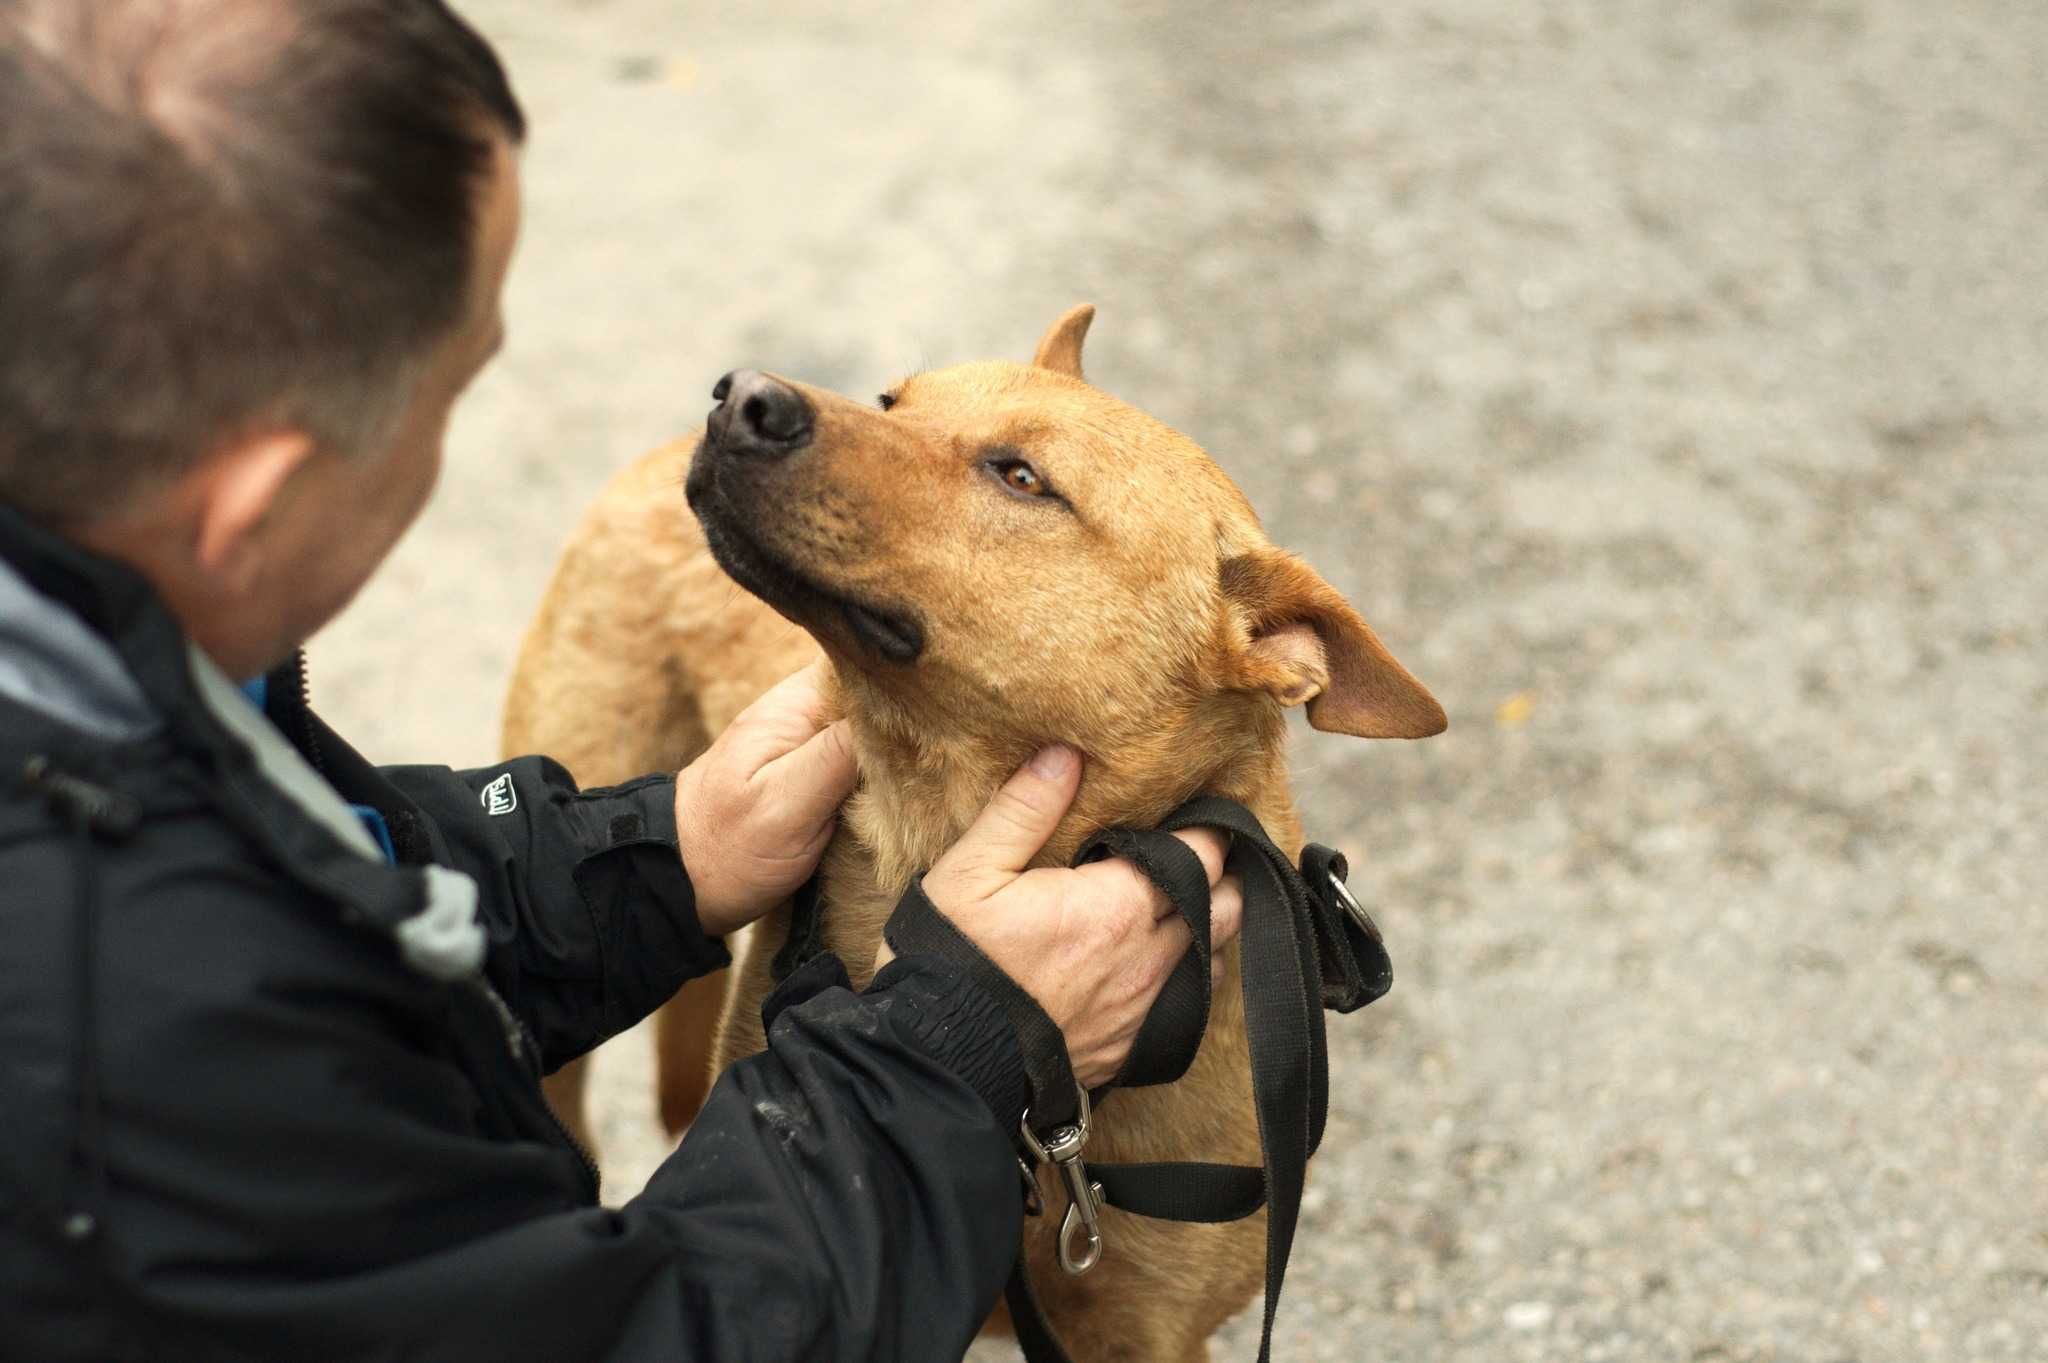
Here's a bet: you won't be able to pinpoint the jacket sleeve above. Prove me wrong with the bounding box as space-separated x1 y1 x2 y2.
90 869 1030 1363
375 754 727 1071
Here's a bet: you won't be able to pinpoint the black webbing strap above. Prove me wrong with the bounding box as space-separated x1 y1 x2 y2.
1003 796 1392 1363
1070 826 1214 1089
1002 1254 1073 1362
1298 841 1392 1014
1140 796 1326 1363
775 795 1393 1362
769 872 828 986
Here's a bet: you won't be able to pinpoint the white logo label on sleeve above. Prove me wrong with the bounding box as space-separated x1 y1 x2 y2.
480 773 518 817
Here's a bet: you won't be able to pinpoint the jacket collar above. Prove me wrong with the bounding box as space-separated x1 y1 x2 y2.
0 551 157 741
0 506 190 739
0 504 484 980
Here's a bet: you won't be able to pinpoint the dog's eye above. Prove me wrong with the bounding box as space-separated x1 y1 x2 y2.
993 459 1050 498
876 392 897 411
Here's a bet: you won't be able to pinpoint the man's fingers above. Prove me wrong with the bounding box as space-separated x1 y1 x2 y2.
765 719 858 825
1171 827 1230 887
1150 909 1194 982
1125 862 1240 988
753 660 833 720
727 662 836 767
1201 874 1243 990
1073 826 1231 924
930 745 1081 891
1071 853 1165 921
1208 873 1244 951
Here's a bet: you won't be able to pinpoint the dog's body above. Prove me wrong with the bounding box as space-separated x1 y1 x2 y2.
502 308 1443 1359
502 440 817 1136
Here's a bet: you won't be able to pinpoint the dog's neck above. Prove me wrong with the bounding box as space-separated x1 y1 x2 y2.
835 683 1305 898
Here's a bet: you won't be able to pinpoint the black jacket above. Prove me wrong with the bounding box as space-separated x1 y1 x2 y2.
0 507 1029 1362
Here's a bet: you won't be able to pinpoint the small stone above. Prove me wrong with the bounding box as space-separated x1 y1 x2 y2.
1505 1300 1554 1331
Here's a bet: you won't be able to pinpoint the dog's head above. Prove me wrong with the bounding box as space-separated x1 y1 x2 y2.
686 306 1444 763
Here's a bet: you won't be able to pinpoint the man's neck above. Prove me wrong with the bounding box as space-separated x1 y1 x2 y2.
67 514 289 683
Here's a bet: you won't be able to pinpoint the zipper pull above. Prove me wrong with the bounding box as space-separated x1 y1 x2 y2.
470 978 530 1065
21 757 141 840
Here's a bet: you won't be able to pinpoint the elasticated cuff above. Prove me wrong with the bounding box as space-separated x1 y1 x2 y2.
866 956 1031 1132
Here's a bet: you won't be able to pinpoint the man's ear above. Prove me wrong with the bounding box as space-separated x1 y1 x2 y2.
1030 303 1095 378
191 430 317 596
1219 548 1447 739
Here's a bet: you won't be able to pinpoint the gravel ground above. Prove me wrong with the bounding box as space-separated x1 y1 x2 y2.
314 2 2048 1358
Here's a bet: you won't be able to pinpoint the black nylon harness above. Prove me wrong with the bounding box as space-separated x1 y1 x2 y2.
773 794 1392 1363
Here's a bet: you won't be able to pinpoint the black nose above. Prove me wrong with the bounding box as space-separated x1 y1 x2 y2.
709 369 813 455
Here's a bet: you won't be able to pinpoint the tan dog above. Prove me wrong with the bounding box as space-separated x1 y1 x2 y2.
501 306 1444 1360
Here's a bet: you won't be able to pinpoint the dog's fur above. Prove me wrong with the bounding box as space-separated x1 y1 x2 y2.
501 307 1444 1359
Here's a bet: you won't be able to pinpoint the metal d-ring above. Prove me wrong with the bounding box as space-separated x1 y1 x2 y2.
1326 867 1383 945
1018 1082 1105 1276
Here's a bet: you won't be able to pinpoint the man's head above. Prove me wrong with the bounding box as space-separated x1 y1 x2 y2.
0 0 523 676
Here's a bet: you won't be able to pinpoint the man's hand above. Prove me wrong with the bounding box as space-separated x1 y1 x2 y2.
875 745 1245 1091
675 663 857 937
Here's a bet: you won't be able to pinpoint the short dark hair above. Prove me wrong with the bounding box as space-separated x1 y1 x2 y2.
0 0 525 523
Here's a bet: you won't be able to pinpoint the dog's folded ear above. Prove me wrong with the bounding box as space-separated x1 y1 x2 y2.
1219 549 1447 739
1031 303 1095 378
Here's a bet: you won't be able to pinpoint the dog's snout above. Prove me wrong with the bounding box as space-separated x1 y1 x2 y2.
709 369 813 456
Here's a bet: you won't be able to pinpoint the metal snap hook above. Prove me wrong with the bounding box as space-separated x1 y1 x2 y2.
1018 1082 1107 1276
1055 1169 1105 1275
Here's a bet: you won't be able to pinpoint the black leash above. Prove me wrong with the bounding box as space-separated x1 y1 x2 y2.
778 794 1392 1362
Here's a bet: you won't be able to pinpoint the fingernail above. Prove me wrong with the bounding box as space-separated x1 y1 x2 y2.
1028 743 1077 780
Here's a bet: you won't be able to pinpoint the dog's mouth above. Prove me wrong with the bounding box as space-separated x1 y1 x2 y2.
838 598 923 663
687 473 925 666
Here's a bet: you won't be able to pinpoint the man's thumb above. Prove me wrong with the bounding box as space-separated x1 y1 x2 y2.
937 744 1082 891
770 719 859 825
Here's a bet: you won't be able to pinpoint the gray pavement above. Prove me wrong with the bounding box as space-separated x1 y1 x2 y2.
316 1 2048 1358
